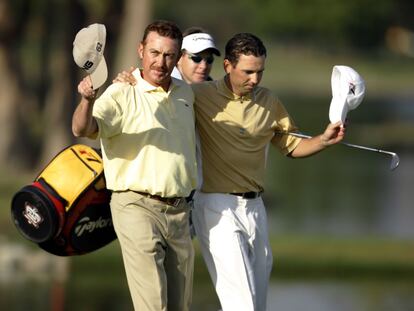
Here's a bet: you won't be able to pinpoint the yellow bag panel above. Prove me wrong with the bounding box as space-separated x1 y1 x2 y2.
37 145 104 210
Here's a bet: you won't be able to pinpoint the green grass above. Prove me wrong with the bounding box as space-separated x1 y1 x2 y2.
67 236 414 282
270 235 414 279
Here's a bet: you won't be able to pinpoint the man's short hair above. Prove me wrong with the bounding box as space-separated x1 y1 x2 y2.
225 33 267 66
142 20 183 47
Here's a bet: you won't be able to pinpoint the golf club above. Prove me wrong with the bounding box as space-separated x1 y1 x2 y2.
279 132 400 171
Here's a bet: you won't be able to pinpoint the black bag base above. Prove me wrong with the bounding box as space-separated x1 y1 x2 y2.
11 182 64 243
11 180 116 256
10 144 117 256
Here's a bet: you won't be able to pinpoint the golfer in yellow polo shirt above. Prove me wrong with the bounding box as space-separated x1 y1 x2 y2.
72 21 197 311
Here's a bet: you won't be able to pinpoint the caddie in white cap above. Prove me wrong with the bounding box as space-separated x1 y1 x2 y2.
172 27 221 83
73 23 108 90
329 65 366 123
171 27 221 195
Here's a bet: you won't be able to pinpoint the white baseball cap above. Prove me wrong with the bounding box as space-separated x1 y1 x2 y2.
182 33 220 56
329 65 366 123
73 23 108 90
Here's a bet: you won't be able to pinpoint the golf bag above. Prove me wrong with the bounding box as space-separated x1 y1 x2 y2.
11 144 116 256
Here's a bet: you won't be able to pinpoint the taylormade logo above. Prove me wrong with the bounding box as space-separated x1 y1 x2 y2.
192 37 213 43
74 216 113 237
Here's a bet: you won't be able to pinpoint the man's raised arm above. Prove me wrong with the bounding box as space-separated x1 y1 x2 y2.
72 76 98 138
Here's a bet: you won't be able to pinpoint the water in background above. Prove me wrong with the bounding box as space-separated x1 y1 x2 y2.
264 93 414 239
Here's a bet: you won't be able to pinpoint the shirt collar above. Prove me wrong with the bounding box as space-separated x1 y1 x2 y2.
217 75 256 101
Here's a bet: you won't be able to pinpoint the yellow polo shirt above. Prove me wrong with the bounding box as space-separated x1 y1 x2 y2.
92 69 197 197
192 77 301 193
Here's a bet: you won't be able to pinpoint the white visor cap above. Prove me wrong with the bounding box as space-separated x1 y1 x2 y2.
73 23 108 90
182 33 220 56
329 65 366 123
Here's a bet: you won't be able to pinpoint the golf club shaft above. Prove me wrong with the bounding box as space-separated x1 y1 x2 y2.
283 132 396 157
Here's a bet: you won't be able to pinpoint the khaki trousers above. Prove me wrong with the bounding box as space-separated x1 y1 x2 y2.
110 191 194 311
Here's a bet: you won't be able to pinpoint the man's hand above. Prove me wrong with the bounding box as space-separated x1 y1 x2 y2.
319 121 345 147
73 75 99 137
113 66 137 85
290 121 346 158
78 76 97 100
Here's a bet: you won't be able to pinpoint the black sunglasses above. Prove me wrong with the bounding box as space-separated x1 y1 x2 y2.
187 53 214 65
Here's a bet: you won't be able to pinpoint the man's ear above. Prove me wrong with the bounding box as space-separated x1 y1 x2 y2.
138 43 144 59
223 59 232 74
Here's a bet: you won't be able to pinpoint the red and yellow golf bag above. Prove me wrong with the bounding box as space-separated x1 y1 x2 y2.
11 144 116 256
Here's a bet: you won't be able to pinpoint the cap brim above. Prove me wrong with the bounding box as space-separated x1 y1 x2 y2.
90 57 107 90
209 48 221 56
329 95 348 123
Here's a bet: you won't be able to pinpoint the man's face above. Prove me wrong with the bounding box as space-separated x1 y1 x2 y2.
138 31 181 89
224 54 265 96
178 50 215 84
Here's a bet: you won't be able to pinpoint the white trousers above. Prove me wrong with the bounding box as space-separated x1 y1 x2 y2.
192 192 273 311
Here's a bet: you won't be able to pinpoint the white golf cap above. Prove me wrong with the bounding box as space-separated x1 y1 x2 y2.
182 33 221 56
329 65 366 123
73 23 107 90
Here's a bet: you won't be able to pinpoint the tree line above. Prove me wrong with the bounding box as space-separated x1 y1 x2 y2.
1 0 411 170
